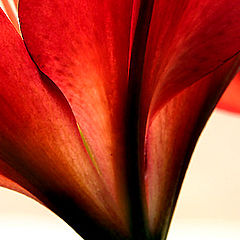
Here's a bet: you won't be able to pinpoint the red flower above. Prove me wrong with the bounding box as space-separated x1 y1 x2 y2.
0 0 240 239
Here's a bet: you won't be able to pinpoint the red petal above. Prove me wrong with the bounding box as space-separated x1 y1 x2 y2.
0 10 128 238
217 72 240 113
129 0 141 71
19 0 133 215
144 55 240 237
140 0 240 122
0 160 41 202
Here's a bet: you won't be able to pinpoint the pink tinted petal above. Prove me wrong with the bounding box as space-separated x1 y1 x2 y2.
19 0 133 216
140 0 240 122
0 10 128 238
217 72 240 113
145 55 240 237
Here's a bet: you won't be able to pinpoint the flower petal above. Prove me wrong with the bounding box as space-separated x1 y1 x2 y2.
217 72 240 113
140 0 240 122
0 10 129 238
0 160 41 202
138 2 240 232
144 55 240 238
19 0 133 216
129 0 140 71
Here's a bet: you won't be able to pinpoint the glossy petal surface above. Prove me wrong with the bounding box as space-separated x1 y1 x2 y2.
19 0 133 216
0 10 128 239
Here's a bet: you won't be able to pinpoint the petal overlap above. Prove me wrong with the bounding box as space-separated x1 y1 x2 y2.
0 0 239 239
0 9 129 239
144 55 240 238
19 1 134 219
140 0 240 122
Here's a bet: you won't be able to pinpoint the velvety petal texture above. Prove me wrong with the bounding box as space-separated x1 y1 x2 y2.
0 10 129 239
19 0 133 219
217 72 240 113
